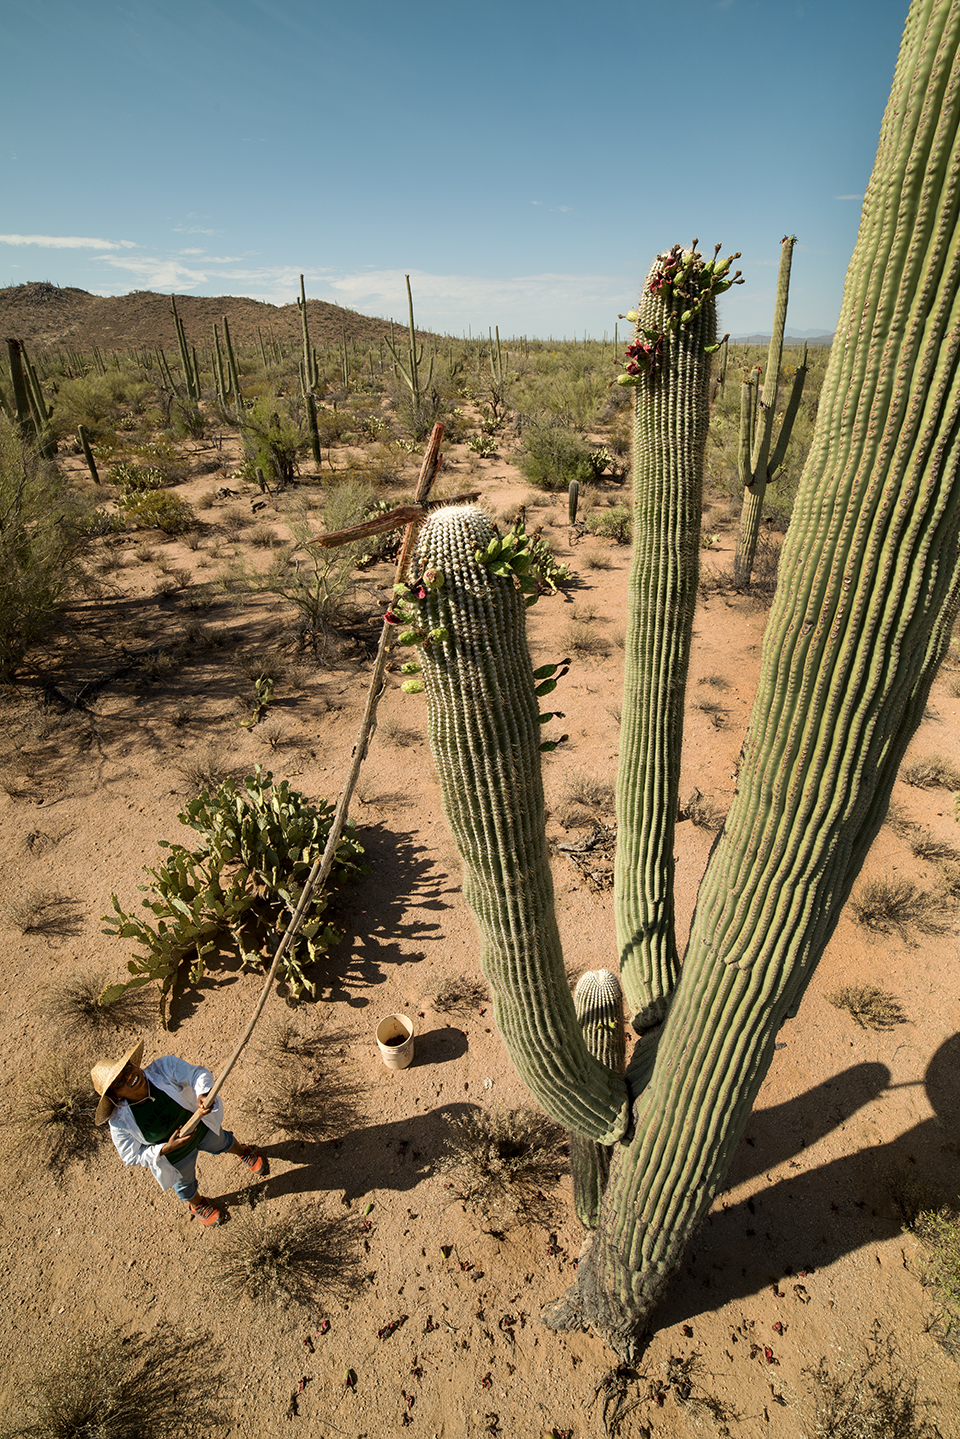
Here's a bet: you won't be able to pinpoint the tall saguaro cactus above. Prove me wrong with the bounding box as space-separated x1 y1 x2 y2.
412 0 960 1361
733 235 808 587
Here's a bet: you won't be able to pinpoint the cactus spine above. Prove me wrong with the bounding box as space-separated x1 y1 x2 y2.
411 507 630 1144
733 236 808 588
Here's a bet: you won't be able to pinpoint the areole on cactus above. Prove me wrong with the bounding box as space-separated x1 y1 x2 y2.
409 0 960 1364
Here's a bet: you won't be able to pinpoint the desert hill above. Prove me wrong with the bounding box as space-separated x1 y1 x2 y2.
0 281 424 354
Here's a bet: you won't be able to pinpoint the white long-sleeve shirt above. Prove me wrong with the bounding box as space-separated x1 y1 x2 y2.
107 1054 225 1191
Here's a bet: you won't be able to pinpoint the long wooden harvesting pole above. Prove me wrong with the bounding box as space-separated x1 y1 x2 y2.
178 423 445 1135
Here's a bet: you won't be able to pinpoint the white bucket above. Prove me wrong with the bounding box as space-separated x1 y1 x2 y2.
376 1013 415 1070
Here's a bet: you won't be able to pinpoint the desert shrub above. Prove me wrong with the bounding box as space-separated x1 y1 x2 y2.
587 505 633 544
175 741 234 793
826 984 907 1030
40 968 154 1044
802 1328 941 1438
849 876 952 942
0 417 92 680
582 549 613 571
49 372 152 439
1 1323 221 1439
910 1207 960 1353
106 460 166 493
239 396 306 486
520 427 600 492
208 1206 360 1310
101 767 365 1024
1 885 82 935
239 479 374 652
120 490 198 535
437 1107 568 1229
3 1053 102 1172
902 754 960 790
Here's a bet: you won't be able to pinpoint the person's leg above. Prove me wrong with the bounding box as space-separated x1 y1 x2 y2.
200 1121 268 1176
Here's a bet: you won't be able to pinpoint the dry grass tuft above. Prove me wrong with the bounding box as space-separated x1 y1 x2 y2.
377 714 420 747
826 984 907 1031
431 975 489 1016
849 876 952 942
241 1024 363 1142
4 1053 103 1172
1 886 83 936
208 1205 361 1310
679 789 726 832
802 1328 941 1438
40 969 154 1044
2 1324 221 1439
561 772 615 815
909 1207 960 1355
902 754 960 790
581 550 613 571
908 828 960 863
562 621 610 658
175 741 233 794
437 1107 568 1229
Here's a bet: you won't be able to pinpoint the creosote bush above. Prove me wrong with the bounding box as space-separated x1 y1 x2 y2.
520 426 602 492
209 1205 360 1310
438 1107 568 1229
1 1324 222 1439
826 984 907 1030
241 1024 364 1141
430 975 489 1015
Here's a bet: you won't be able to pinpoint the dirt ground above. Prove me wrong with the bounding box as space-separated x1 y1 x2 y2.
1 429 959 1438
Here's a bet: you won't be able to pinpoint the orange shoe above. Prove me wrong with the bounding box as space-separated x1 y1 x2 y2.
189 1199 223 1226
237 1145 267 1177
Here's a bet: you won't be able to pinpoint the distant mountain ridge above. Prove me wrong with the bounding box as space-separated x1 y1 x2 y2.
0 281 420 354
730 328 833 346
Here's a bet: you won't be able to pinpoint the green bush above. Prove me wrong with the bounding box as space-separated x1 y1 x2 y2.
587 505 633 544
120 490 198 535
101 767 365 1024
0 416 91 680
240 396 306 485
520 427 599 492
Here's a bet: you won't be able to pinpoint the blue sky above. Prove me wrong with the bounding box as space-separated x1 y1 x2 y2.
2 0 909 338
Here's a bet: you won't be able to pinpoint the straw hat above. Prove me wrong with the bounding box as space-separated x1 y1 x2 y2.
91 1040 144 1126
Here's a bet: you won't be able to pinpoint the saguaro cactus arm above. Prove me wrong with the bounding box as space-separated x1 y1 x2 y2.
570 970 627 1229
548 0 960 1358
411 506 630 1144
734 236 808 587
614 244 740 1029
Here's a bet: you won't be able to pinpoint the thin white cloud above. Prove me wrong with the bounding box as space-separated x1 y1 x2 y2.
835 194 862 201
0 233 137 250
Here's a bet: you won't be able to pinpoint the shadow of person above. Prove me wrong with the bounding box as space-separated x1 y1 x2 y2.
653 1032 960 1327
212 1101 479 1211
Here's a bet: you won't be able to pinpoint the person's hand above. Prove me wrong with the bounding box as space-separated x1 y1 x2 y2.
160 1129 189 1155
196 1093 214 1115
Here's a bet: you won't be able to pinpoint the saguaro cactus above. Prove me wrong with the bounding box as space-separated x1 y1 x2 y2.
412 0 960 1361
732 235 808 587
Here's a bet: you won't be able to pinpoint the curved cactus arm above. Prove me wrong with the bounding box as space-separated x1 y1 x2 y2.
547 0 960 1359
570 970 627 1229
411 505 630 1145
614 245 737 1029
734 236 804 588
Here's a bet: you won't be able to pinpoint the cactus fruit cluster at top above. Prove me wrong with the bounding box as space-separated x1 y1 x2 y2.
617 242 741 385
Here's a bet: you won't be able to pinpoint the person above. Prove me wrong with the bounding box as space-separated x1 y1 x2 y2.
91 1041 267 1227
